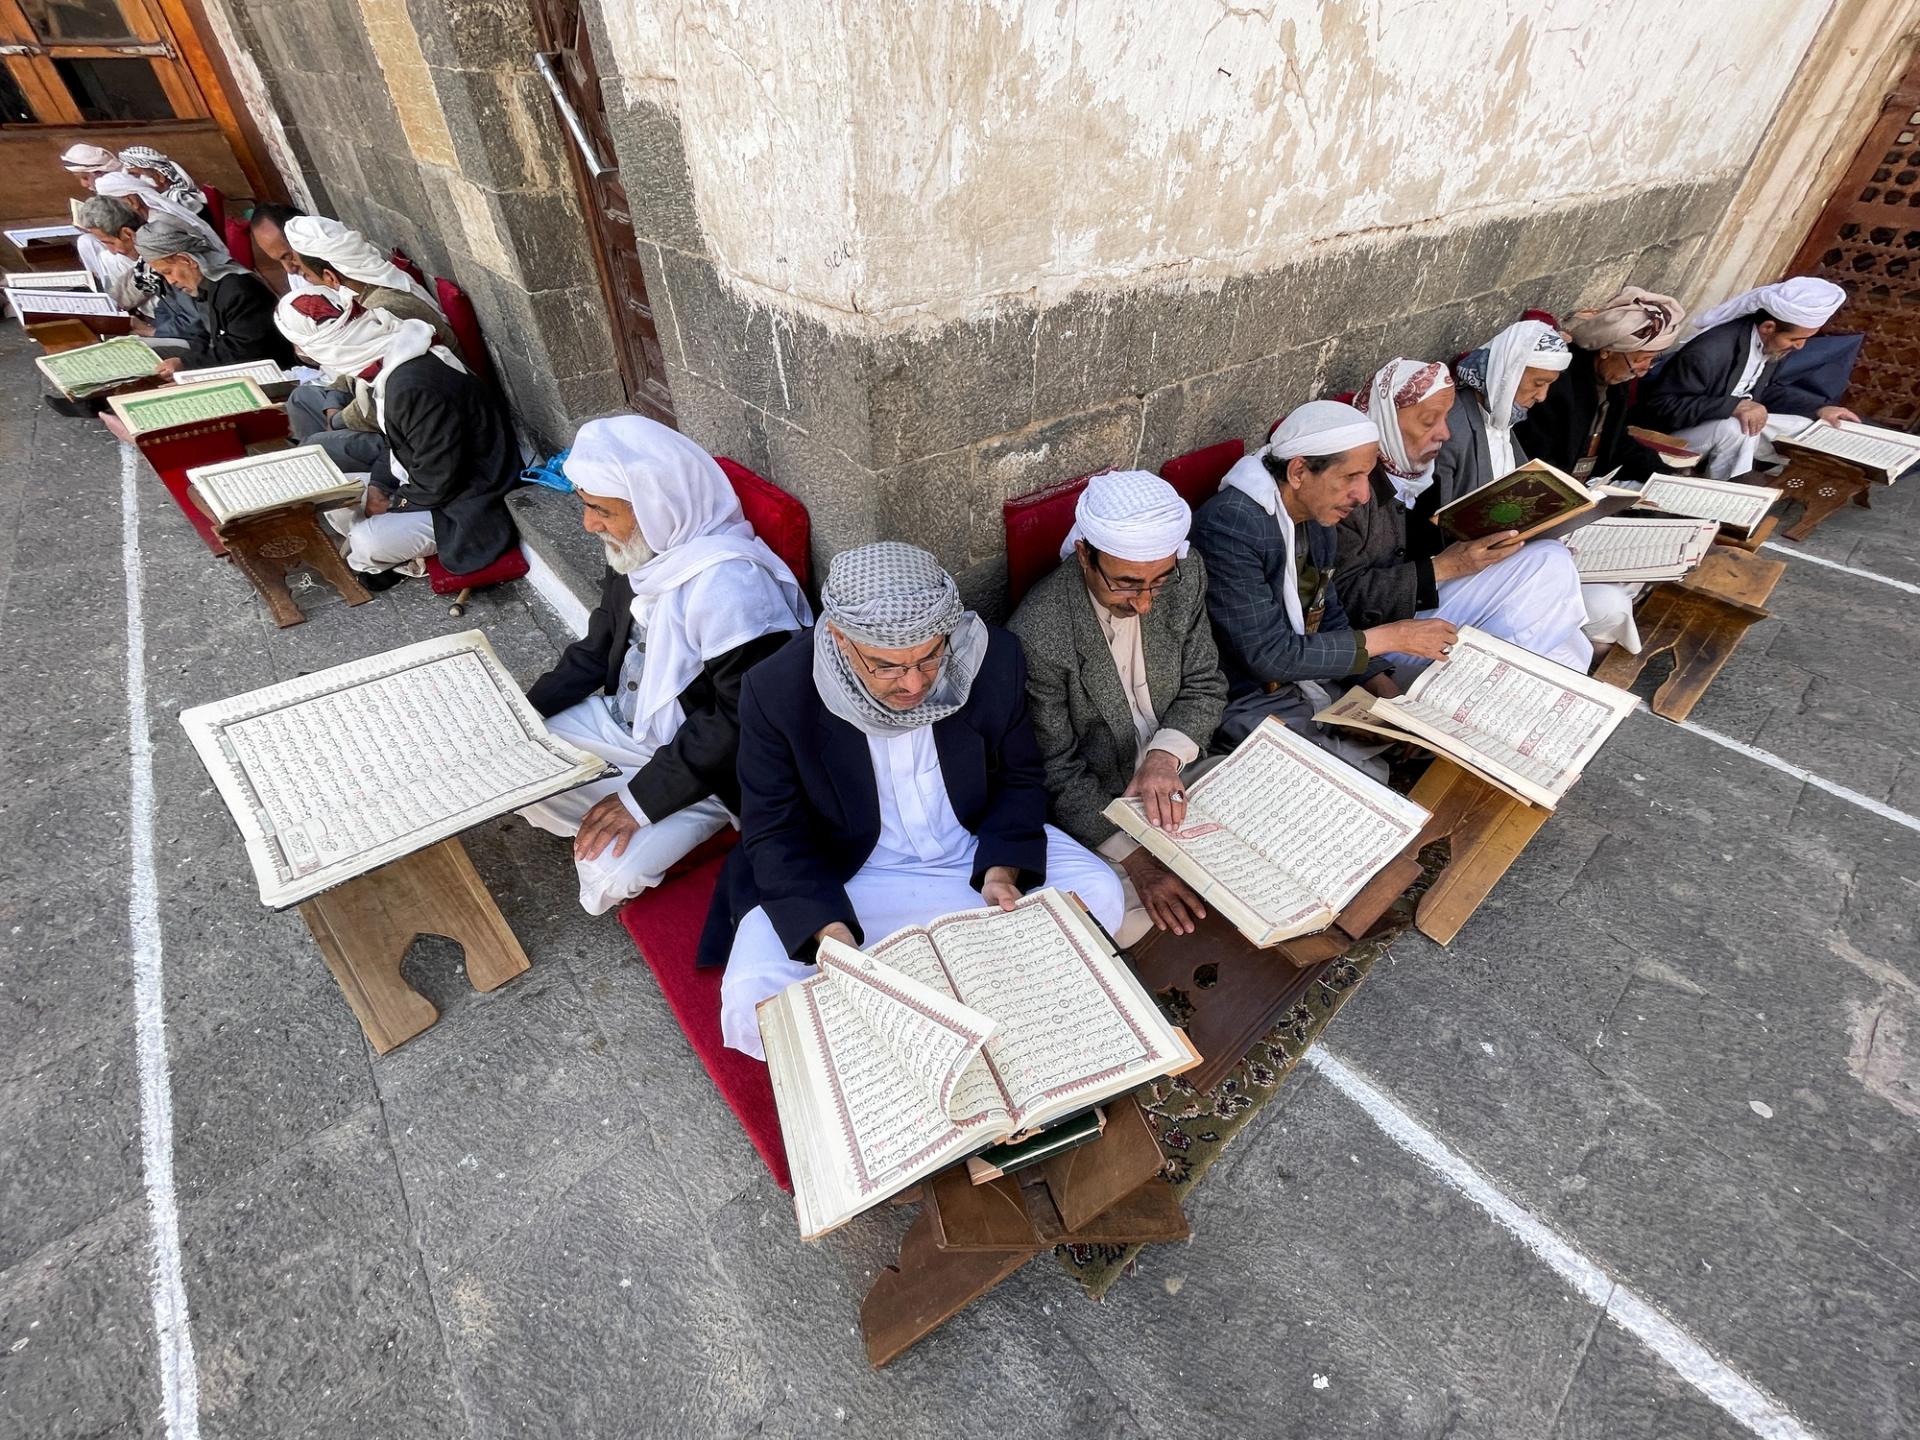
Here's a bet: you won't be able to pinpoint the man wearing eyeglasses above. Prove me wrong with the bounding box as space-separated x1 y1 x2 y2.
1008 470 1227 945
702 542 1125 1059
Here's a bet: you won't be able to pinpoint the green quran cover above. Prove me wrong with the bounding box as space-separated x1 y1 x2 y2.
33 336 163 399
108 376 274 436
1433 459 1595 544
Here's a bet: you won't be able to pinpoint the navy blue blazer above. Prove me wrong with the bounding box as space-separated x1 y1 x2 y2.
697 626 1051 968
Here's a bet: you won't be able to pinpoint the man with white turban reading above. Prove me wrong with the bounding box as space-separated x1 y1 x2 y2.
1339 358 1592 672
1195 400 1457 774
701 542 1125 1060
519 417 810 914
60 143 131 292
1634 277 1857 479
1008 470 1228 944
1421 318 1638 656
274 288 517 583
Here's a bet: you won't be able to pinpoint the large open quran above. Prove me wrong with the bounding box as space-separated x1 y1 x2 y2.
1631 474 1778 535
188 445 362 526
4 224 81 246
1773 418 1920 483
5 269 93 291
759 887 1198 1238
1102 718 1429 947
174 359 292 387
109 377 274 435
180 632 615 908
1563 517 1718 582
1315 627 1637 809
6 286 125 322
33 336 163 398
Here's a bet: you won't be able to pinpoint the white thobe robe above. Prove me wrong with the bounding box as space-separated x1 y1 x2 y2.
718 725 1125 1059
1668 329 1812 480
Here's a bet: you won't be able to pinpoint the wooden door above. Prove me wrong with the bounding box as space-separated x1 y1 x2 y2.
530 0 676 425
1787 50 1920 429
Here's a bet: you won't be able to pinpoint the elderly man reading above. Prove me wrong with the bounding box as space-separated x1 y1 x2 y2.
274 288 516 583
1634 277 1856 479
519 418 810 914
705 543 1125 1059
1194 401 1456 774
1007 470 1226 944
74 195 204 347
1517 287 1687 483
1339 358 1592 671
134 216 294 374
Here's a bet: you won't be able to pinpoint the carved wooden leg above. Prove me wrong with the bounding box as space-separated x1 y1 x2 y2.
226 539 307 628
861 1207 1039 1368
294 512 372 606
1407 760 1549 946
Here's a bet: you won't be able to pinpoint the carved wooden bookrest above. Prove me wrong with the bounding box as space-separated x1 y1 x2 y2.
1406 759 1550 946
1714 513 1777 552
191 491 371 627
296 837 531 1054
1125 839 1422 1093
1763 451 1878 541
861 1096 1185 1368
1594 545 1786 723
26 318 101 353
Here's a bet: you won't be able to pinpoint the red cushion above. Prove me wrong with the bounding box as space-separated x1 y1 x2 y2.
717 456 811 588
1003 471 1103 606
618 856 791 1191
200 186 226 231
390 247 428 288
424 547 529 593
1158 439 1243 505
433 276 495 387
223 216 255 272
1521 308 1560 328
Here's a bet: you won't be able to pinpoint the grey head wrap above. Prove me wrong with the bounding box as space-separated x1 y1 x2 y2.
812 542 988 736
133 214 247 282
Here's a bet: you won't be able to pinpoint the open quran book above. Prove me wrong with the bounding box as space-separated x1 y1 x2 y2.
1102 718 1429 947
109 376 274 435
3 224 81 246
174 358 292 388
1773 418 1920 483
33 336 162 398
1563 517 1718 582
188 445 362 525
1315 627 1638 809
1631 474 1778 535
5 269 94 291
1433 459 1598 543
6 286 126 324
759 887 1198 1239
180 631 615 908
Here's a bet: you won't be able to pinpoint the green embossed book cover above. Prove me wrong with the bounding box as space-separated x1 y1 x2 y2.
1433 459 1594 543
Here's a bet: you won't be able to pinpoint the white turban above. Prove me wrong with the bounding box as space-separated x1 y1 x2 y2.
60 143 120 174
273 286 459 434
1059 468 1191 562
1269 399 1380 459
94 172 225 254
1356 358 1454 507
1687 277 1847 338
282 214 441 312
1457 319 1572 432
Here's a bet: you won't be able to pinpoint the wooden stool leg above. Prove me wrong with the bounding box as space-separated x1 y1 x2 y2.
1408 761 1549 946
860 1208 1038 1368
448 586 473 618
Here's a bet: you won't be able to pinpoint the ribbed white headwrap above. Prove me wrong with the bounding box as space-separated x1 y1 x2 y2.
1059 468 1191 562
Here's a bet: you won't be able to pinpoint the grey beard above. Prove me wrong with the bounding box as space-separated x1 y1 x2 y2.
602 531 656 574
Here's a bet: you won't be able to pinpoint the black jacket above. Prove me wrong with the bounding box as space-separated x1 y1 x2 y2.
179 271 297 370
1633 319 1830 433
1333 466 1447 629
369 354 518 573
698 627 1050 968
525 565 792 820
1516 347 1663 482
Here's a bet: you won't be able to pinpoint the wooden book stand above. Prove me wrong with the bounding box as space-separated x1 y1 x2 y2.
1125 839 1421 1092
1594 545 1785 723
1764 452 1877 541
1406 759 1550 946
296 837 530 1054
861 1096 1185 1367
193 492 371 627
1714 513 1778 552
134 406 293 556
26 318 101 353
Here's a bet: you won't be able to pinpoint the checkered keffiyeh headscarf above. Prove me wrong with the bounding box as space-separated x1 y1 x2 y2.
117 146 203 213
811 542 988 734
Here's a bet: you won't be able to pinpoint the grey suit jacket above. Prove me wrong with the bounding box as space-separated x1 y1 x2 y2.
1006 553 1228 850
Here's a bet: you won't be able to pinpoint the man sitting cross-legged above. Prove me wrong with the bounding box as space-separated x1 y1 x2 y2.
519 417 811 915
1633 277 1856 479
705 543 1125 1059
1007 470 1227 945
1195 400 1457 778
1339 357 1592 672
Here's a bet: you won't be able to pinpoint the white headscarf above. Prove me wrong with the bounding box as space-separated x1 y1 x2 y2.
1456 319 1572 433
1356 358 1454 507
564 417 810 751
1058 468 1191 562
60 143 120 176
1686 277 1847 338
94 173 225 255
282 214 441 311
1219 400 1380 636
273 287 463 449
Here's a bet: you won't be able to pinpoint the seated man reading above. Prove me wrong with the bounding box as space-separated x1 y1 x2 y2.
1340 357 1591 671
705 542 1125 1059
518 417 810 914
134 216 295 375
74 195 204 347
1633 277 1856 479
274 288 516 582
1008 470 1228 944
1516 287 1686 483
1194 400 1456 775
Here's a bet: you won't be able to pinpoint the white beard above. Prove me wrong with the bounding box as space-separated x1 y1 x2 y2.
602 530 655 574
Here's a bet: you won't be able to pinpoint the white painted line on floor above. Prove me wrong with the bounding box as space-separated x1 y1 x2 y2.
1761 542 1920 595
119 442 202 1439
1306 1047 1822 1440
1662 713 1920 836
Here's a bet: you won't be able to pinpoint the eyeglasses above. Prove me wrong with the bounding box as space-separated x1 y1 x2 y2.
848 637 948 681
1091 554 1180 597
